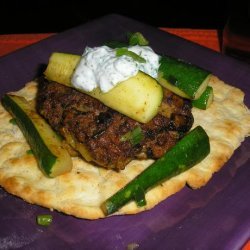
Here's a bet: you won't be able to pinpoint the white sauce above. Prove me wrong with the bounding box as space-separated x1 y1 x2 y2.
71 45 160 93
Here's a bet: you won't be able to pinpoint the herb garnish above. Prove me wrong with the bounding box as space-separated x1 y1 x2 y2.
116 48 146 63
120 126 144 145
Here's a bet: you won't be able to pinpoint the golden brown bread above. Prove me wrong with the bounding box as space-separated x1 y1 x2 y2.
0 75 249 219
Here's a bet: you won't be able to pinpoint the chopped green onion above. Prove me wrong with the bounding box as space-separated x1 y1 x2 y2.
9 118 17 125
128 32 149 46
104 41 128 49
120 126 144 146
36 214 53 226
116 48 146 63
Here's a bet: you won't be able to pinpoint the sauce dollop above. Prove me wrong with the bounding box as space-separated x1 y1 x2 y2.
71 45 160 92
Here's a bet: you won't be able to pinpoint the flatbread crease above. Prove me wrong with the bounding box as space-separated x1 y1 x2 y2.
0 75 249 219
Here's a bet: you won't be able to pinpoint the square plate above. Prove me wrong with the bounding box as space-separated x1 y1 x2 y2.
0 14 249 249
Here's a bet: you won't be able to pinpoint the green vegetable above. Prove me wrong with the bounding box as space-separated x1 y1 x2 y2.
120 126 144 145
44 52 163 123
44 52 81 86
192 86 213 109
37 214 53 226
1 94 73 177
106 32 149 48
116 48 146 63
102 126 210 215
128 32 149 46
158 56 211 100
105 41 128 49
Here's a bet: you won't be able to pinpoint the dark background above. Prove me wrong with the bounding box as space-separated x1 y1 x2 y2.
0 0 246 34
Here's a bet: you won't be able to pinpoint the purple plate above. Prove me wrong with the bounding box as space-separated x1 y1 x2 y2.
0 14 249 250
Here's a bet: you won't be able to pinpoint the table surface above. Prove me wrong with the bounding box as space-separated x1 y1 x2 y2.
0 28 249 250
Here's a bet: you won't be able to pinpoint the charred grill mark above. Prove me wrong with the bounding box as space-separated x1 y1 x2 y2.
96 111 113 125
146 147 154 158
144 129 155 139
36 77 194 170
168 113 194 133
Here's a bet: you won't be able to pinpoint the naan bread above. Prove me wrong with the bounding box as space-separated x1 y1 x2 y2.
0 75 249 219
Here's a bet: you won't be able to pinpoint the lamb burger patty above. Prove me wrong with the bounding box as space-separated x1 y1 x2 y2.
36 77 193 170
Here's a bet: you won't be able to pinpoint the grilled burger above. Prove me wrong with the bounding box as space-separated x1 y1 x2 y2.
36 77 194 170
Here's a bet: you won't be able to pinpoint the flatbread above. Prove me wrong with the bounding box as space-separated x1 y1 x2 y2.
0 75 249 219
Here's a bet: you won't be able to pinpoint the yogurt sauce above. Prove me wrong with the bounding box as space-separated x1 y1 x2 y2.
71 45 160 93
